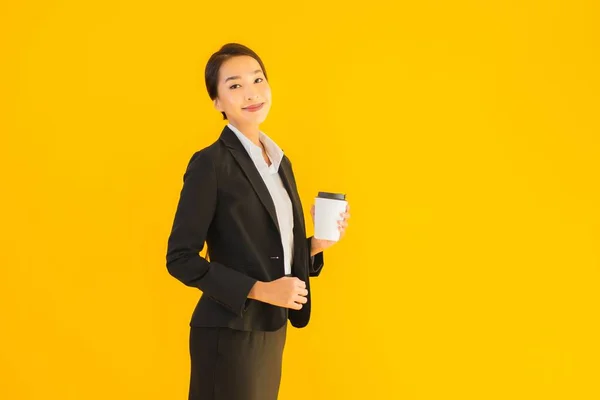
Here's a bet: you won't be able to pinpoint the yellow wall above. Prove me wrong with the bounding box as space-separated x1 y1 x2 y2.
1 1 599 399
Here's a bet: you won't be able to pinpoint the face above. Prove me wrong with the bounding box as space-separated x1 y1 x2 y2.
213 55 272 129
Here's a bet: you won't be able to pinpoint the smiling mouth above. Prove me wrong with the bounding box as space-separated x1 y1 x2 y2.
243 103 264 111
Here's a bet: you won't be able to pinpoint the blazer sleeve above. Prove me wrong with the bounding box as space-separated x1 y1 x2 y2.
166 149 257 317
307 236 325 277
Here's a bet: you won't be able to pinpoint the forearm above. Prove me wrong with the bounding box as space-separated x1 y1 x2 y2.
307 236 325 276
309 236 323 257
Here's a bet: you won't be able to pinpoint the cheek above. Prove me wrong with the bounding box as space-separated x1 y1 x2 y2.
222 93 243 111
262 85 272 101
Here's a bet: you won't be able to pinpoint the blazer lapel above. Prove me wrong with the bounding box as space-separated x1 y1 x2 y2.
279 156 310 276
278 156 306 234
219 125 281 238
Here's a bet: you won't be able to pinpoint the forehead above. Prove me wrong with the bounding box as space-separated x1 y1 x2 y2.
219 56 263 81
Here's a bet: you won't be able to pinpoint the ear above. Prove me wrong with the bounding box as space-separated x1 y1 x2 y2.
213 98 223 113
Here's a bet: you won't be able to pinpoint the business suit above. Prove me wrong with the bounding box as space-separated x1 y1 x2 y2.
166 124 324 399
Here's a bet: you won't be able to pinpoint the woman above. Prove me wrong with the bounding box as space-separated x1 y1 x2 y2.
166 43 350 400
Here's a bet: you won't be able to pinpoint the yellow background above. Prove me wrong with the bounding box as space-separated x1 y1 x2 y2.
1 0 599 399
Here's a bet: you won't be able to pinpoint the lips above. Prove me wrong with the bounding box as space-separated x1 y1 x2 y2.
243 103 264 111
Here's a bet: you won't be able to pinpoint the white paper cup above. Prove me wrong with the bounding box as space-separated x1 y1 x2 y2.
314 192 347 241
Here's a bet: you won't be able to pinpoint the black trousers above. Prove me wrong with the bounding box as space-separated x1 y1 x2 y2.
188 322 288 400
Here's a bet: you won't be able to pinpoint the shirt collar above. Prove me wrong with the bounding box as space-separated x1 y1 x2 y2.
227 123 284 172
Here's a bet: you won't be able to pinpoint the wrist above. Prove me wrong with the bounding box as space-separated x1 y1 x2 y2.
248 281 266 301
310 238 323 257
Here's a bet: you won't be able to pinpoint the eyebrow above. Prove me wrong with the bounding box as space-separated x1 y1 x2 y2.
224 69 263 83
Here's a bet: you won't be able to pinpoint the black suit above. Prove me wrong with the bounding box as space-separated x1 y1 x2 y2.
166 125 324 331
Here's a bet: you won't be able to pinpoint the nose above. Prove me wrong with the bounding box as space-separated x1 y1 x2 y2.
246 91 259 101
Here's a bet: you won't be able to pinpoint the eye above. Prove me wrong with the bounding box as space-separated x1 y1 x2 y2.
255 78 263 83
229 84 241 90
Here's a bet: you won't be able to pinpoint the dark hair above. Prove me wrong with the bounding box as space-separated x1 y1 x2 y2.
205 43 269 120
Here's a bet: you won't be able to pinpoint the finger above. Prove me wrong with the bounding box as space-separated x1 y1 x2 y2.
295 295 308 304
290 302 303 310
297 288 309 296
296 279 306 289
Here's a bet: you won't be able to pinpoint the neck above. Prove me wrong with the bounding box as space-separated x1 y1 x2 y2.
230 122 261 147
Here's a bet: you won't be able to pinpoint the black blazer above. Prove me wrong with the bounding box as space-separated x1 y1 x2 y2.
166 125 324 331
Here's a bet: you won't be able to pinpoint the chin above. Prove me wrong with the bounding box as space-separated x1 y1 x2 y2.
256 114 268 124
249 112 269 125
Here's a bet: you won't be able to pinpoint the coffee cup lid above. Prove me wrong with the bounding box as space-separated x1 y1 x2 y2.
317 191 346 201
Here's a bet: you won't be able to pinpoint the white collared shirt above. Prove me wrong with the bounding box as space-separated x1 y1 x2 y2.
227 123 295 275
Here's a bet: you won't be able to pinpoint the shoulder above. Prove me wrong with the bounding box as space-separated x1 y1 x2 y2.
281 154 295 174
186 139 227 169
282 153 292 166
